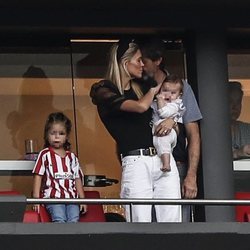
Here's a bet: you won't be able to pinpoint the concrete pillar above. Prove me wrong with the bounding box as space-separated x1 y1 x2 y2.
190 29 235 221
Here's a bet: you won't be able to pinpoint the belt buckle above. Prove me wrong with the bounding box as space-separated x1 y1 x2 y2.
149 147 156 156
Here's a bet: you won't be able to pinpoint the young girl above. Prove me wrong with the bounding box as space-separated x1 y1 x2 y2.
32 112 87 223
151 74 186 172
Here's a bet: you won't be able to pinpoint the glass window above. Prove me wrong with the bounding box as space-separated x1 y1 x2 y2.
0 40 186 209
228 54 250 123
0 49 76 159
0 46 76 195
70 39 186 204
228 53 250 192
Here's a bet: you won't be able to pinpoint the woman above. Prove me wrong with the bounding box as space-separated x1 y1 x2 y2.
90 39 181 222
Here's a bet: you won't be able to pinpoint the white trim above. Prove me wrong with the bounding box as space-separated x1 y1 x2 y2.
0 161 35 171
233 159 250 171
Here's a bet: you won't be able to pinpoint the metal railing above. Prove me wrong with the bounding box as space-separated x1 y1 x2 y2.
26 197 250 206
26 198 250 222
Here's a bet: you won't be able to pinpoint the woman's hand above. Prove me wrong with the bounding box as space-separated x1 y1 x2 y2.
155 118 175 136
151 83 162 96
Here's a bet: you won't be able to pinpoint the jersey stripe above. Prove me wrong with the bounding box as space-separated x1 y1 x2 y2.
32 147 82 199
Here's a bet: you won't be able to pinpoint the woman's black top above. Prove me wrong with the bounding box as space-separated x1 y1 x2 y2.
90 80 154 154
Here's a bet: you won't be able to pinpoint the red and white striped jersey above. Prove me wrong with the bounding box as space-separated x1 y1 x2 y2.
32 147 83 199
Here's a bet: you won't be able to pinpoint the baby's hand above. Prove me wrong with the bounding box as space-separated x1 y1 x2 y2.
156 93 165 100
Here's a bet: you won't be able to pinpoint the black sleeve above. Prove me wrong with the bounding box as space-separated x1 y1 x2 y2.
90 80 126 111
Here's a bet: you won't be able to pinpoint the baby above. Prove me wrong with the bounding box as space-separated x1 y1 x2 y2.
151 74 185 172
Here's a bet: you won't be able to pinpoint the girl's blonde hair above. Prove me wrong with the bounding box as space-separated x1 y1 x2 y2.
106 42 143 98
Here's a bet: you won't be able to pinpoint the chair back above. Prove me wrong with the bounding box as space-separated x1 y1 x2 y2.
0 190 21 195
38 191 106 222
235 192 250 222
79 191 106 222
39 205 52 222
23 211 41 223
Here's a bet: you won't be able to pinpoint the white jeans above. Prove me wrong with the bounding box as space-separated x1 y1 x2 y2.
153 129 177 156
120 154 181 222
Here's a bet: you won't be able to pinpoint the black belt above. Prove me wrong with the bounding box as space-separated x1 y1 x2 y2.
121 147 157 157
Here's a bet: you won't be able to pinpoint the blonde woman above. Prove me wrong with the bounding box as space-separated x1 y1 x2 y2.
90 39 181 222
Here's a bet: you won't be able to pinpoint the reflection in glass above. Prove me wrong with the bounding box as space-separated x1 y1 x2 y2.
229 81 250 159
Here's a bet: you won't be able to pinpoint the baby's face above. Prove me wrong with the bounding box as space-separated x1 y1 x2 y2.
160 82 182 102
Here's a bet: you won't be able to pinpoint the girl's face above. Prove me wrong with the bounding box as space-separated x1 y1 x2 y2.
48 122 67 149
160 82 182 102
126 49 144 78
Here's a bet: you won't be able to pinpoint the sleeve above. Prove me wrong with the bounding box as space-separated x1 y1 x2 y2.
151 100 159 124
90 80 126 112
239 122 250 146
72 153 84 183
32 151 46 176
174 99 186 122
158 102 180 119
182 80 203 124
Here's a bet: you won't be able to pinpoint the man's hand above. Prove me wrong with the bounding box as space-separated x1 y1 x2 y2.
182 175 197 199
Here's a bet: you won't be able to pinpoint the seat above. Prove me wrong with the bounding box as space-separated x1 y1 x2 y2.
0 190 42 223
23 210 41 223
79 191 106 222
0 190 33 222
39 205 52 222
235 192 250 222
0 190 21 195
39 191 106 222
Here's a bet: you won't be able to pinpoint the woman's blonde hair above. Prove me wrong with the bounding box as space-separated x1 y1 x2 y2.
106 42 143 98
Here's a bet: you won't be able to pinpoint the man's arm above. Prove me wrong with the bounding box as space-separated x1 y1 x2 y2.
182 121 200 199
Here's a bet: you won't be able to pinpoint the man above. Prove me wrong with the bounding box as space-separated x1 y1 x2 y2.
229 81 250 159
140 38 202 222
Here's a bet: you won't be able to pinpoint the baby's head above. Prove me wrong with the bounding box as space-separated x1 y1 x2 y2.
160 74 183 102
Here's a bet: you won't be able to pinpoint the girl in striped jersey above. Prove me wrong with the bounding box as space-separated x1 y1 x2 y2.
32 112 87 222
